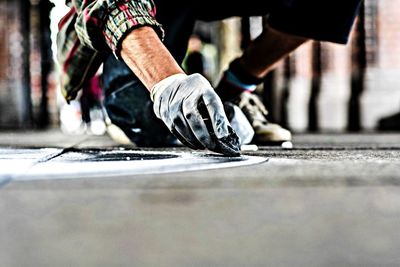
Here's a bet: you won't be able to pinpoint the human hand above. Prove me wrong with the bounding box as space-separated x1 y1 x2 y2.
151 73 240 156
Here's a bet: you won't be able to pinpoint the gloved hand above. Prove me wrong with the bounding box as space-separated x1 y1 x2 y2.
151 73 240 156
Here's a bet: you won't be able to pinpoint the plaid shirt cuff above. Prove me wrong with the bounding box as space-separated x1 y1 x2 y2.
106 2 164 58
75 0 164 58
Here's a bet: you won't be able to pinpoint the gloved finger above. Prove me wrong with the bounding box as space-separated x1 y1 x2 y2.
201 92 231 139
170 127 199 150
182 103 215 150
172 113 205 150
154 99 197 149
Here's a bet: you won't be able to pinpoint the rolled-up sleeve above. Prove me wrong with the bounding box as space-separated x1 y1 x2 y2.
57 0 164 101
75 0 164 56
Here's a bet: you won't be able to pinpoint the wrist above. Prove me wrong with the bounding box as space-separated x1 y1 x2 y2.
150 73 188 101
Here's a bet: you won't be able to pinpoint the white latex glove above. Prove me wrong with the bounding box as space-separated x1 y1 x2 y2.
151 73 240 156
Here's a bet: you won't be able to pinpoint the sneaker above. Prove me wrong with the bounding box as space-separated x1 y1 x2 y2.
232 92 292 143
378 111 400 131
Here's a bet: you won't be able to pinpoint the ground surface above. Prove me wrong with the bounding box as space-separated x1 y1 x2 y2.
0 130 400 267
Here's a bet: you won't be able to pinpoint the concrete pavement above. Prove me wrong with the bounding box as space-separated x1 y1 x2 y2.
0 130 400 266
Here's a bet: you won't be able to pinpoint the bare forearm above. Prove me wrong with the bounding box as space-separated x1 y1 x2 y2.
120 26 184 90
240 26 308 78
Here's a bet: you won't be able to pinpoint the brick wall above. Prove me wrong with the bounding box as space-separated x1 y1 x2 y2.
0 0 31 128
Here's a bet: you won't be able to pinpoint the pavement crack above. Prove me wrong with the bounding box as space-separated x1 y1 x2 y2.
0 147 78 184
35 147 76 164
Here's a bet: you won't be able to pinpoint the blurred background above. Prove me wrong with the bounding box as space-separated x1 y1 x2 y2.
0 0 399 135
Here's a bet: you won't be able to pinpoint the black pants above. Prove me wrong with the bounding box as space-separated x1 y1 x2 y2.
102 0 362 145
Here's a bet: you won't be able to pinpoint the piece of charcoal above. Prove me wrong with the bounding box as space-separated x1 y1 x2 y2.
213 126 241 157
198 99 241 157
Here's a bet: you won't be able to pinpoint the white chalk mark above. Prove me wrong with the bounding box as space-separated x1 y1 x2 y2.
10 150 267 180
